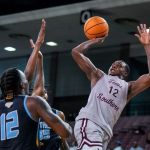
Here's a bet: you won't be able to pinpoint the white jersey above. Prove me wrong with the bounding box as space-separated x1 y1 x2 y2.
76 73 128 137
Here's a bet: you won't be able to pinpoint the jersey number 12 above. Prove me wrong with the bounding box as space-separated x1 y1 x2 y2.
0 110 19 141
109 86 119 97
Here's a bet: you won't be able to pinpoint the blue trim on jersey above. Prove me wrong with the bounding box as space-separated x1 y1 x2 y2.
23 96 37 122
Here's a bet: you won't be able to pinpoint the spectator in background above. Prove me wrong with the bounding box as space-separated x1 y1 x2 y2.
113 141 123 150
129 141 144 150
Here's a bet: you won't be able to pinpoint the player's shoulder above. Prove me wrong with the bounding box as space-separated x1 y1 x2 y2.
97 69 105 76
94 68 105 81
26 95 46 107
26 96 50 118
27 95 41 101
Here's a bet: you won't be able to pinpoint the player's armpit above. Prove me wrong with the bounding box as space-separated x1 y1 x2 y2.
127 74 150 101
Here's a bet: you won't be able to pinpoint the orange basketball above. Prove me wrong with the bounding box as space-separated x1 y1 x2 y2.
84 16 109 39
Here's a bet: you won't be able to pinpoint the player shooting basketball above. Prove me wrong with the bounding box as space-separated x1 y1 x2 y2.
72 24 150 150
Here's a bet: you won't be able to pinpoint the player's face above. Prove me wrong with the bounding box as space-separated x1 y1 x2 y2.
108 60 127 77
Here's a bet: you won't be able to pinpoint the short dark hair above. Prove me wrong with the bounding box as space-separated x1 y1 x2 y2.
0 68 21 100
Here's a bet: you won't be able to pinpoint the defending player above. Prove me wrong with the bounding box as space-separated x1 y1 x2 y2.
30 40 70 150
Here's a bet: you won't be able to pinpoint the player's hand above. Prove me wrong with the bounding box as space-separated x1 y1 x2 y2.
36 19 46 44
135 24 150 45
91 36 106 44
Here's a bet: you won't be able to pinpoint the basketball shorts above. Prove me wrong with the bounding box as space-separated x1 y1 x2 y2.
74 118 110 150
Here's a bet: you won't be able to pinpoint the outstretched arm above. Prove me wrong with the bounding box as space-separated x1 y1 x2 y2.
135 24 150 73
32 51 45 97
32 50 45 97
29 38 46 97
128 74 150 101
24 19 46 83
71 38 105 87
27 96 72 139
128 24 150 101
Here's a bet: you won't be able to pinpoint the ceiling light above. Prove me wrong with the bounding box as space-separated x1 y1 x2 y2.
46 41 58 46
4 47 16 51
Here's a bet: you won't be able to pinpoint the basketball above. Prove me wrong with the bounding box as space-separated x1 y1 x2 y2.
84 16 109 39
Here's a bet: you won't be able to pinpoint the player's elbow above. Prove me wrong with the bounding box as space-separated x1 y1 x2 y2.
71 48 81 59
72 48 77 55
50 115 72 139
61 124 72 139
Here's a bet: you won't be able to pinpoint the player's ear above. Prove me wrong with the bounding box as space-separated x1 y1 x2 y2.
20 81 27 90
20 82 25 89
123 71 128 77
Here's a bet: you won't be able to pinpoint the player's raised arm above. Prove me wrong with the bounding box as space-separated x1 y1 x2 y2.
32 51 45 97
135 24 150 73
71 38 105 86
27 96 72 139
128 24 150 101
127 74 150 101
24 19 46 83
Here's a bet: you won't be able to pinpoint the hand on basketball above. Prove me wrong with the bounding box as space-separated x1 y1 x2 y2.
135 24 150 45
36 19 46 44
90 37 106 44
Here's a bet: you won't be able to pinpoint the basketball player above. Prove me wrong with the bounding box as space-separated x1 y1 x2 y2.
0 22 72 150
30 40 70 150
72 24 150 150
0 68 72 150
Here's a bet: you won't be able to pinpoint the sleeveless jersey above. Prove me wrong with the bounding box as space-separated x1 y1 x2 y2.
38 108 61 150
0 95 38 150
76 74 128 137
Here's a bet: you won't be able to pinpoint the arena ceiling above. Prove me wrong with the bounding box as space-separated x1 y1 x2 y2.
0 0 150 59
0 0 92 15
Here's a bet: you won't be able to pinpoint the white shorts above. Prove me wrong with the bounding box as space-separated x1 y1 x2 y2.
74 118 110 150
